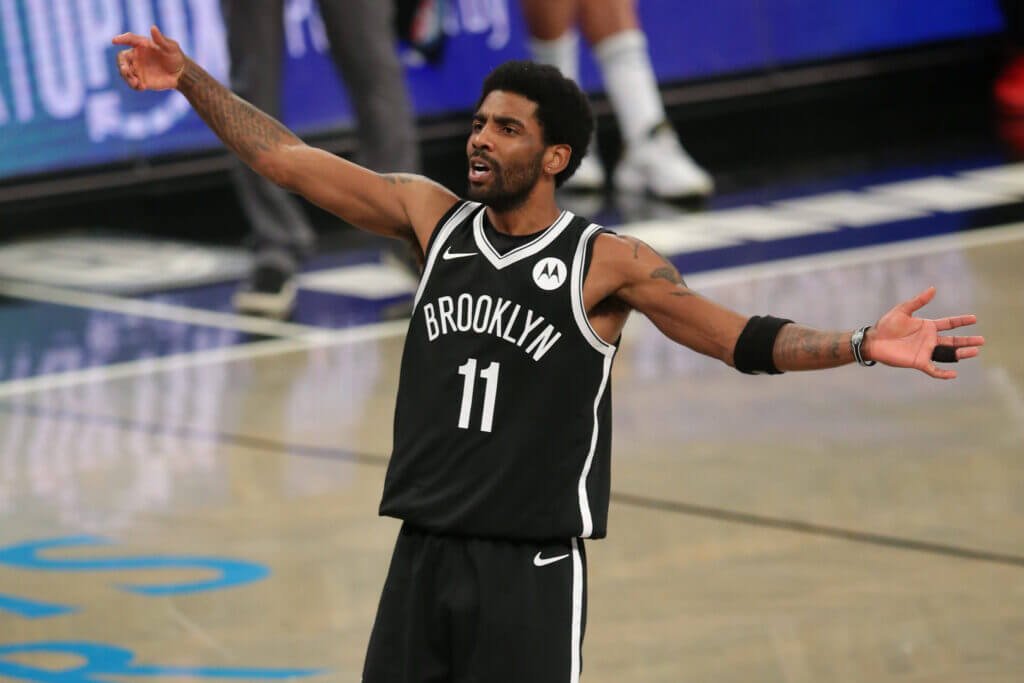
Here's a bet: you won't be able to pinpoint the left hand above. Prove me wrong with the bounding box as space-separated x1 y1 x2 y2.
112 25 186 91
866 286 984 379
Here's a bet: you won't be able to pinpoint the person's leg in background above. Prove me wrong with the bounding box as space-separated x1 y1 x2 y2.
317 0 420 174
580 0 713 200
521 0 713 200
221 0 314 318
521 0 606 191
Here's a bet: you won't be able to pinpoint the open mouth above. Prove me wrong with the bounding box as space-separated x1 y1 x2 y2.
468 157 494 183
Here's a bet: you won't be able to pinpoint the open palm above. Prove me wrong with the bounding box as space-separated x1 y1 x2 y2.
112 26 185 91
869 286 984 379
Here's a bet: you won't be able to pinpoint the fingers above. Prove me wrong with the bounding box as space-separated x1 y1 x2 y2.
935 334 985 348
116 50 143 90
933 314 978 331
923 363 958 380
151 25 177 50
925 332 984 373
955 347 980 360
151 25 167 46
111 32 150 48
898 286 936 315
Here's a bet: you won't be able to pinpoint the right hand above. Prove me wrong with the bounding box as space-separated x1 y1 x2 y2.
112 25 186 91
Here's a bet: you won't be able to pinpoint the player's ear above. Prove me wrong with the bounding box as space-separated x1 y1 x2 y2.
543 144 571 177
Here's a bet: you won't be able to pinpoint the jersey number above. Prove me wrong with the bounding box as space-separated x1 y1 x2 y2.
457 358 500 432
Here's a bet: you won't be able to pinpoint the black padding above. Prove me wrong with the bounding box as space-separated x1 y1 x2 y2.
734 315 793 375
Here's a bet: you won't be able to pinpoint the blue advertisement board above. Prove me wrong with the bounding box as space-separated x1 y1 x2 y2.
0 0 1004 183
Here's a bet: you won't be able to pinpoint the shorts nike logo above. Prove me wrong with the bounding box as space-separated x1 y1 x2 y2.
442 247 477 260
533 551 570 567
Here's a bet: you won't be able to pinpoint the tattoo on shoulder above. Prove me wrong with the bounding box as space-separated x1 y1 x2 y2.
650 266 688 287
650 265 693 297
620 235 644 259
620 235 692 295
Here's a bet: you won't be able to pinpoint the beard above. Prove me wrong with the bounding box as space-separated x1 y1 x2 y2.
466 150 545 212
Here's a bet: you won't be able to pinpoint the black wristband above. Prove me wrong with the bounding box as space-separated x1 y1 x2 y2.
734 315 793 375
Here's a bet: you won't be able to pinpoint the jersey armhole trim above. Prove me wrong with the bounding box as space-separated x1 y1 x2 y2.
414 201 482 307
423 199 470 258
570 224 618 356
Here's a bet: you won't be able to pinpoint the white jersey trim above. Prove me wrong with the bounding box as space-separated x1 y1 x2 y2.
570 223 618 356
473 209 574 270
570 537 583 683
413 201 482 308
578 351 613 538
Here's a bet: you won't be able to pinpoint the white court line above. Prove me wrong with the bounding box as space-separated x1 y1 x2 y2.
0 280 321 339
1 223 1022 399
959 162 1024 190
689 221 1024 289
0 320 409 400
684 205 832 240
771 190 929 228
3 165 1016 337
299 262 419 299
864 176 1019 212
616 217 741 254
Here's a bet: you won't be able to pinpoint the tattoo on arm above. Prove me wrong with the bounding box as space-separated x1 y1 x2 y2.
177 59 299 167
650 265 693 297
624 235 694 297
650 266 683 285
383 174 417 185
776 328 845 366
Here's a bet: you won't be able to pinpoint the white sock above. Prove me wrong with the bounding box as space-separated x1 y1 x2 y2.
529 31 600 162
527 31 580 81
593 29 666 146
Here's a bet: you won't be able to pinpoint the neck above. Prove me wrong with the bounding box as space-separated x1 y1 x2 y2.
485 185 561 236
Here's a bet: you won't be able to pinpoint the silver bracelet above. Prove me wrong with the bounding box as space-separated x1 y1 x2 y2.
850 325 876 367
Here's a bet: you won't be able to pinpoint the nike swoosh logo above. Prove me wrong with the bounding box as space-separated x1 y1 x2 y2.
533 552 570 567
442 247 477 260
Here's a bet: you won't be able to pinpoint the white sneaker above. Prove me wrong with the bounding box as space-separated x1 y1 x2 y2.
613 122 714 200
232 265 297 319
562 153 606 192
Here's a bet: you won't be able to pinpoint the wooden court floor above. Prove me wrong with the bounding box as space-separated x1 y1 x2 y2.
1 227 1022 681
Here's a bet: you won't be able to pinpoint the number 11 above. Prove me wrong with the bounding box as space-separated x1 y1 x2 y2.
457 358 500 432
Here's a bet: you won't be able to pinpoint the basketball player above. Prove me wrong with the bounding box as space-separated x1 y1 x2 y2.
113 27 984 682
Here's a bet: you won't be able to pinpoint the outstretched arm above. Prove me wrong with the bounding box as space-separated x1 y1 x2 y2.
589 234 983 379
112 26 457 254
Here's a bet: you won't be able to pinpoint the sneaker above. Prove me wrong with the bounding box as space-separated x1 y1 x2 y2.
562 153 606 192
613 121 714 200
995 52 1024 116
232 265 297 319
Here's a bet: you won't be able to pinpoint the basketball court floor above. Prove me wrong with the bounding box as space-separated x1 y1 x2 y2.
1 144 1023 681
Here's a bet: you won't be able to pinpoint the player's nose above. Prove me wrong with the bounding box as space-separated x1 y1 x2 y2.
470 126 495 151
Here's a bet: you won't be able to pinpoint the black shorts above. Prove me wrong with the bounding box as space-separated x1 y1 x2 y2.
362 523 588 683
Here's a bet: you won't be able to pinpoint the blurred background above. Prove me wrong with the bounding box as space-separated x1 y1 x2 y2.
1 2 1022 681
0 0 1010 245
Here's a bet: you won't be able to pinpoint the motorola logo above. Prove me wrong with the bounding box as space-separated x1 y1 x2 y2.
532 257 567 291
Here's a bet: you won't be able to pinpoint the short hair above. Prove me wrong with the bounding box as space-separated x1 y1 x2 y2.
476 60 594 188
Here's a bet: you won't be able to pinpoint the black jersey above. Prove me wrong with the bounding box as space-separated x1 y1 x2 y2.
380 201 618 540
